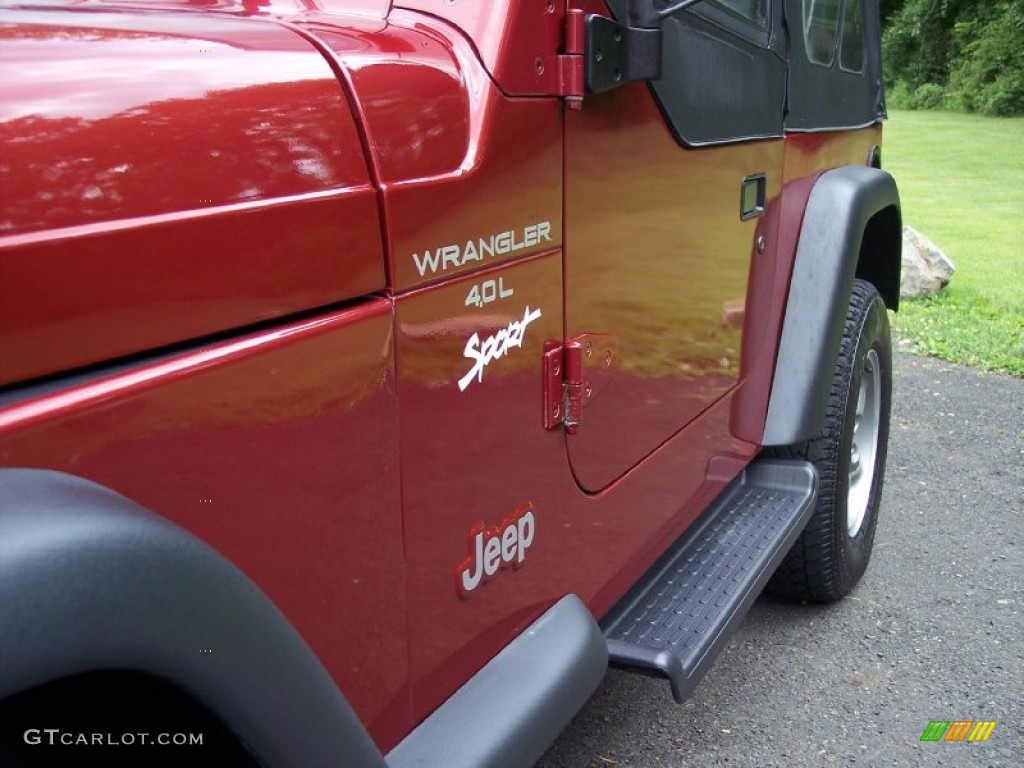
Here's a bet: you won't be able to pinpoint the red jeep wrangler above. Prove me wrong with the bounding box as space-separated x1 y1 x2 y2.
0 0 901 765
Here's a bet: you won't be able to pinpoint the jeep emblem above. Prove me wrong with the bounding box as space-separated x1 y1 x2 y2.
456 503 535 598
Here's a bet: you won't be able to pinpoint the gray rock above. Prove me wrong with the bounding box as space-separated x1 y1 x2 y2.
900 226 956 299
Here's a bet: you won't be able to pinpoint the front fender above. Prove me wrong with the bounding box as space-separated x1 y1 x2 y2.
0 469 385 768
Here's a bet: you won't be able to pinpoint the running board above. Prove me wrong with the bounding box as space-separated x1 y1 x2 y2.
602 460 817 703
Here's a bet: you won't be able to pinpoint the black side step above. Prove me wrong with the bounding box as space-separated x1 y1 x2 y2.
602 459 817 702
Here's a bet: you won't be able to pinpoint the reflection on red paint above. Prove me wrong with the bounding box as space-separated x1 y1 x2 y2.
0 303 411 749
0 11 384 386
0 17 367 233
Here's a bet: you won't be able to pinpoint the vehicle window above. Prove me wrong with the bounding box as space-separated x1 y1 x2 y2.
803 0 839 67
839 0 865 72
710 0 767 27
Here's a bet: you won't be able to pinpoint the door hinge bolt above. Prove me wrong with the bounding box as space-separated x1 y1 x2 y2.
563 340 584 435
561 8 586 109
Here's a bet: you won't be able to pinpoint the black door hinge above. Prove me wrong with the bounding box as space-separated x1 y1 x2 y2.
550 9 662 106
585 14 662 94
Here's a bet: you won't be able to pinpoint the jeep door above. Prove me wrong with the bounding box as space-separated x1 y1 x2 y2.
563 0 787 492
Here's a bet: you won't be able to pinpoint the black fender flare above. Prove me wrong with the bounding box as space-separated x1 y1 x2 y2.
763 165 901 447
0 468 386 768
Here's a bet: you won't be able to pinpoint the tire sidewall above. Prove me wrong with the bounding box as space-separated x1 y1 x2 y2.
833 290 892 593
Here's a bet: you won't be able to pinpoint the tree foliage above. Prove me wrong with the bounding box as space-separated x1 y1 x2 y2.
882 0 1024 115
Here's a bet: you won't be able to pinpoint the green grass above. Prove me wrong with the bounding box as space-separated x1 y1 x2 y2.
882 110 1024 376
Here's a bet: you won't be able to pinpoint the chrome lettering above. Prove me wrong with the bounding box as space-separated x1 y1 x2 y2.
457 505 536 598
411 221 553 276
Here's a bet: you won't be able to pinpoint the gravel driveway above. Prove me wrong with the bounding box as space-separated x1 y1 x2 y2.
539 347 1023 768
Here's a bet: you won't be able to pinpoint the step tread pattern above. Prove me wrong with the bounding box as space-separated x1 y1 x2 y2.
603 461 816 701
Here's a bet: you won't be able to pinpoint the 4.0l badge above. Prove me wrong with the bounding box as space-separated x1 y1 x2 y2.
456 503 536 598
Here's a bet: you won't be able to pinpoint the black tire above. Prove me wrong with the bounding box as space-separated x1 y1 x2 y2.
767 279 892 602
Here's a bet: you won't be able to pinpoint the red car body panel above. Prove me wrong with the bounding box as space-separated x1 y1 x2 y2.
0 302 412 749
308 15 471 184
563 78 784 491
396 0 565 97
0 0 889 757
0 9 383 386
783 127 882 183
318 7 565 292
393 247 759 721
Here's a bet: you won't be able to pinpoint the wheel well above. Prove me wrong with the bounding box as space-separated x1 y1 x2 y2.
855 204 902 312
0 670 262 767
1 469 387 768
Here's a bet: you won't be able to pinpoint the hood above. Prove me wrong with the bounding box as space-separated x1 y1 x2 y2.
0 4 384 386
